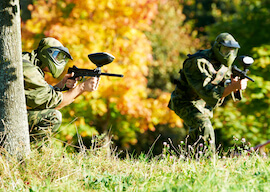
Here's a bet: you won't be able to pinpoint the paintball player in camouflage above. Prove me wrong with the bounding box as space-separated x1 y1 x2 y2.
168 33 248 149
23 37 99 139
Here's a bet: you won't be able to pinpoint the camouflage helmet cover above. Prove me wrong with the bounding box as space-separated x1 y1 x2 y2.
37 37 73 78
212 33 240 67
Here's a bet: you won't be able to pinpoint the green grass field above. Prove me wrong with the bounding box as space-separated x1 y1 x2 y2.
0 137 269 192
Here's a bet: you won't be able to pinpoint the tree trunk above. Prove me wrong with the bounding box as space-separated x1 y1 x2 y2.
0 0 30 159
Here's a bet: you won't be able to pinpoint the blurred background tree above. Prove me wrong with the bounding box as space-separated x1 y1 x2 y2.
20 0 270 154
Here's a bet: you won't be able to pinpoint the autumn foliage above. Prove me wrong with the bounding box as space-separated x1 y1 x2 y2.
21 0 183 148
20 0 270 152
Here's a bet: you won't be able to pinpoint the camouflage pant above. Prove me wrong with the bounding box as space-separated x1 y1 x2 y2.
28 109 62 138
171 99 215 149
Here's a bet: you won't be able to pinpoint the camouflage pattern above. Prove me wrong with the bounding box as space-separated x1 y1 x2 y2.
28 109 62 138
23 50 63 135
170 99 215 148
23 52 63 109
168 48 232 148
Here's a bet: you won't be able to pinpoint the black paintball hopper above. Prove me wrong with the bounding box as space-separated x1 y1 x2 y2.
88 52 115 67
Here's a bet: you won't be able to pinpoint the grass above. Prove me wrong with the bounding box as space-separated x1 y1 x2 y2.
0 136 270 192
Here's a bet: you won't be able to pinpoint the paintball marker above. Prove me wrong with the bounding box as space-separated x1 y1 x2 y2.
229 56 254 100
67 52 124 80
232 55 254 82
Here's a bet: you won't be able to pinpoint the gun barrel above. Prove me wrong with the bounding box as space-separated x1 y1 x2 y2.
100 72 124 77
245 75 255 82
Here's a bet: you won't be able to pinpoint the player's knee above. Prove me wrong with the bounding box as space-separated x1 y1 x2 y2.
50 110 62 132
53 110 62 123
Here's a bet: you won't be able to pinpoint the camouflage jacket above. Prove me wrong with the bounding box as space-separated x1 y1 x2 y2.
169 49 231 113
23 51 63 110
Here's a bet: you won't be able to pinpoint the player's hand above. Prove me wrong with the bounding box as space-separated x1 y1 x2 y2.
83 77 100 92
62 72 80 89
231 76 248 91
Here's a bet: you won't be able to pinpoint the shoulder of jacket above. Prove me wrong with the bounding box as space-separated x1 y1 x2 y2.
22 52 32 64
22 51 31 59
188 50 210 58
184 50 210 64
184 53 210 67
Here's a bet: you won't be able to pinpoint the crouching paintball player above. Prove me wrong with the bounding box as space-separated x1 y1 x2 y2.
23 37 100 140
168 33 249 150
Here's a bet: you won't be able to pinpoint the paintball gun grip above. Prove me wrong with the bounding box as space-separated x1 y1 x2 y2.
61 66 80 91
67 66 80 80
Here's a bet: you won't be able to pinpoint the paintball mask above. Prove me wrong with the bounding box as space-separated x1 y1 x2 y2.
212 33 240 67
37 37 73 78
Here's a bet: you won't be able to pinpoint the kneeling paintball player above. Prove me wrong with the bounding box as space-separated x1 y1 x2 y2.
23 37 100 140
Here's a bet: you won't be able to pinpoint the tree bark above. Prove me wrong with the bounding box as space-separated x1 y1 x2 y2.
0 0 30 159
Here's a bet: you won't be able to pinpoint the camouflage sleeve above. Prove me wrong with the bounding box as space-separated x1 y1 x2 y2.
183 58 225 108
23 62 63 109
